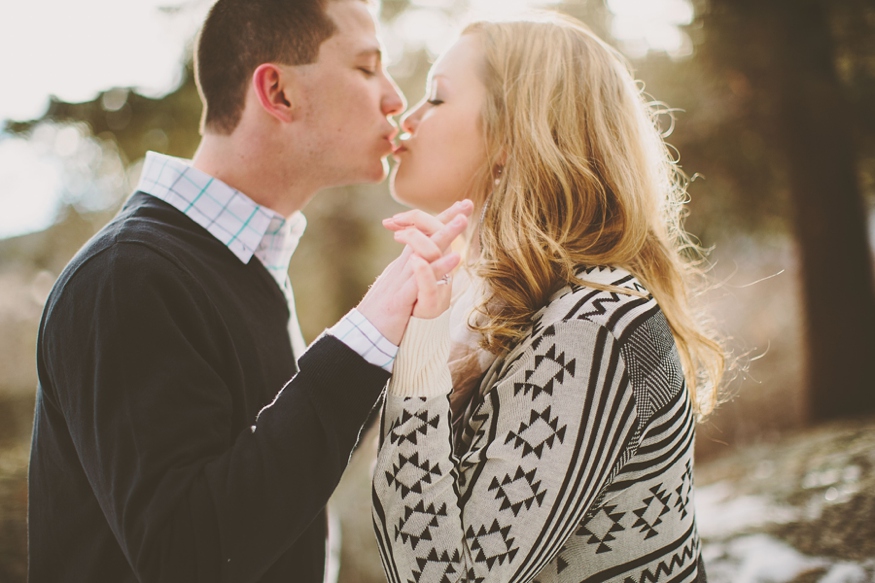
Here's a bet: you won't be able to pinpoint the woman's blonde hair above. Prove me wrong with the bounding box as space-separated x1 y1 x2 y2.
458 15 725 417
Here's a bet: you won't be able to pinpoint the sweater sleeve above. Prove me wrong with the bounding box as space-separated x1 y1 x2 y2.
40 242 389 583
387 311 453 399
372 318 640 583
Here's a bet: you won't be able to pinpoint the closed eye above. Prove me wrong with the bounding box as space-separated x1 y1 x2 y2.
359 67 377 77
427 99 444 106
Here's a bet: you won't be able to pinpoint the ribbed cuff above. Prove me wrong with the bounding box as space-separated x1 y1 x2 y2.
388 311 453 399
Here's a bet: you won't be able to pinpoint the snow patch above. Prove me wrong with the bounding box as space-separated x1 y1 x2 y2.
704 534 828 583
695 482 799 539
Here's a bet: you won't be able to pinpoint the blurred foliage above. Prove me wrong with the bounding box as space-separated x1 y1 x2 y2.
0 0 871 396
4 0 872 249
672 0 875 243
1 0 872 405
4 63 203 165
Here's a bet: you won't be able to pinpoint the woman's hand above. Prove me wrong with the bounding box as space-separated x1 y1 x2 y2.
357 201 471 345
406 253 453 319
388 200 472 319
383 202 470 236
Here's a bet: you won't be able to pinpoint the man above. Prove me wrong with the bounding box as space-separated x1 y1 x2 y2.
27 0 469 581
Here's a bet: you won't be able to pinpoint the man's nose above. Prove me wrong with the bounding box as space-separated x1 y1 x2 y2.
382 72 406 117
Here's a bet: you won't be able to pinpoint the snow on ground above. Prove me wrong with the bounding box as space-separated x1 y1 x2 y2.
694 416 875 583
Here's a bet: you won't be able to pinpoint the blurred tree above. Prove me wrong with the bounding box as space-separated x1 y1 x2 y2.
4 64 203 165
4 0 873 420
699 0 875 421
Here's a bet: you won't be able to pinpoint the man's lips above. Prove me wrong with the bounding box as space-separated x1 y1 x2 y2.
382 130 400 154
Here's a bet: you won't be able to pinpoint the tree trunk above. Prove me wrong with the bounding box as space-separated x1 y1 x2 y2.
758 0 875 420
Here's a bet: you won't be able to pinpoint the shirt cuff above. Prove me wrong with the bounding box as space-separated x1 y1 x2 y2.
388 311 453 399
328 308 398 373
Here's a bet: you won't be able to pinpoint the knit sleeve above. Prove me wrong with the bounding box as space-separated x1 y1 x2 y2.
372 318 641 583
387 311 453 399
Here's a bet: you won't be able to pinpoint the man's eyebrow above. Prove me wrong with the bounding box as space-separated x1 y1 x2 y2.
356 47 382 60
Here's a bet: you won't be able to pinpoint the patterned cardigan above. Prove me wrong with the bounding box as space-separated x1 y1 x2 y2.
372 266 706 583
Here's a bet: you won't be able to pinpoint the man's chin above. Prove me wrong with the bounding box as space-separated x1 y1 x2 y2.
327 159 389 188
365 158 390 183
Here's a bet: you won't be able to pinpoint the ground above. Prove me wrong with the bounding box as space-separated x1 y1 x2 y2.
695 415 875 583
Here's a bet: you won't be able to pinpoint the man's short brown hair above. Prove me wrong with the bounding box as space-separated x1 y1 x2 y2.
195 0 367 135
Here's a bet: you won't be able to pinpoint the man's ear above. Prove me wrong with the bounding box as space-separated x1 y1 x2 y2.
252 63 295 123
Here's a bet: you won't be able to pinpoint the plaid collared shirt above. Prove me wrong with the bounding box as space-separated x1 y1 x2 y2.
136 151 396 372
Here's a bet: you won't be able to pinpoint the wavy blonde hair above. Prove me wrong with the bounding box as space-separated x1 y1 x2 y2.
456 16 725 417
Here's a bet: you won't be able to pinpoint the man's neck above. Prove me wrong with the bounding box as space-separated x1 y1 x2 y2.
191 133 319 218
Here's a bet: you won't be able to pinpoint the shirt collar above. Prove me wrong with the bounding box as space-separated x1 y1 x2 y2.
135 151 306 290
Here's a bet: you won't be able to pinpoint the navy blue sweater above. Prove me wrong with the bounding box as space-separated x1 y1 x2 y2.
29 193 389 582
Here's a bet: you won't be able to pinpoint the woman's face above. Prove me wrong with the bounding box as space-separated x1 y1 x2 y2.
390 34 489 214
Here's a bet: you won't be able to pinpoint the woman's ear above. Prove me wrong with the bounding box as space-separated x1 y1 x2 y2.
492 149 508 182
497 148 508 167
252 63 295 123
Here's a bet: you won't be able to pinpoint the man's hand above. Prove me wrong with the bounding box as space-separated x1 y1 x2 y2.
357 200 473 345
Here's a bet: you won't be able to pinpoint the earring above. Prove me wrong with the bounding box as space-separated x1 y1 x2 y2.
494 166 503 187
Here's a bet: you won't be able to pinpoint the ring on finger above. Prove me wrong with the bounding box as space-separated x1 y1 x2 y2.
436 274 452 286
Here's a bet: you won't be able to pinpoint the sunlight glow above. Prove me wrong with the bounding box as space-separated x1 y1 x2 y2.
0 0 208 123
465 0 562 21
607 0 694 59
0 123 130 239
386 0 561 59
0 136 63 238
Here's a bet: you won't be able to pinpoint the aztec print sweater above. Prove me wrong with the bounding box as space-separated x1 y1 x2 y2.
372 266 706 583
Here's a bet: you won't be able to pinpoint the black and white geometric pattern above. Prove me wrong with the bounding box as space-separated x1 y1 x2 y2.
488 467 547 516
503 406 567 460
388 408 442 446
373 267 705 583
576 504 627 554
632 484 673 540
384 452 442 499
394 500 448 550
465 518 520 568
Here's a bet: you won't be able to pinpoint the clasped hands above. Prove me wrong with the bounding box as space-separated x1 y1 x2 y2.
357 200 472 346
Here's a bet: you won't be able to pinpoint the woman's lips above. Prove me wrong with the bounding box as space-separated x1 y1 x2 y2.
392 143 409 158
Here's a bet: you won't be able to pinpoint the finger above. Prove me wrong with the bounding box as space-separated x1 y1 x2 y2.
410 254 440 305
411 255 455 319
382 210 444 235
429 252 461 280
394 228 442 263
436 199 474 224
429 214 469 254
383 199 474 234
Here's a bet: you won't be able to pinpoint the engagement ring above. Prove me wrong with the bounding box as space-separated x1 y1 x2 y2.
436 274 452 286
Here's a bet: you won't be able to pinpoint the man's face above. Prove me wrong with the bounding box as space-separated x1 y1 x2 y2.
291 1 405 186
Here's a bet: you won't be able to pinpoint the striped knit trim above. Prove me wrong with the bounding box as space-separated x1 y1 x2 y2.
388 312 453 399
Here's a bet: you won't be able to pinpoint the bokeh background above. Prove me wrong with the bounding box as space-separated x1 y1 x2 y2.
0 0 873 581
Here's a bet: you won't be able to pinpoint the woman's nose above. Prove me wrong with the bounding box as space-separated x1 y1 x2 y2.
400 104 423 134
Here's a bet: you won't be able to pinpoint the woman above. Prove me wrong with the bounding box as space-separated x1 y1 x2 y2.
373 14 723 583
